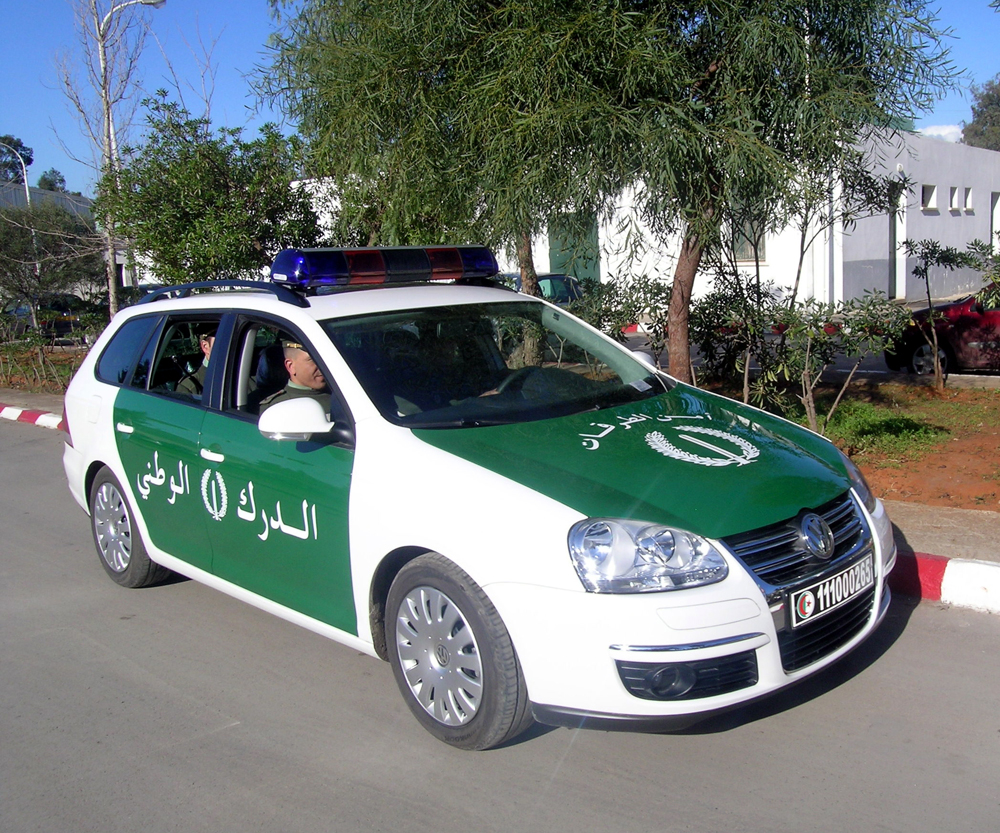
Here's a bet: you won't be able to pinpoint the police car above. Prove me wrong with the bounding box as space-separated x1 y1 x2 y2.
62 246 896 750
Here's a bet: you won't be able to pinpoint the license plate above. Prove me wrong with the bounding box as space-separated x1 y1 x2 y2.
789 556 875 629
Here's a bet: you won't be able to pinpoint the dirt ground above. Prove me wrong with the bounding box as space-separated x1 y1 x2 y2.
862 433 1000 512
853 387 1000 513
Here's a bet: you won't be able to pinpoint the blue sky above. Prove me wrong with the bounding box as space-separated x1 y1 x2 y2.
3 1 999 198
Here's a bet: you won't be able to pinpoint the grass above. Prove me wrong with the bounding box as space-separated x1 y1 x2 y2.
794 383 1000 466
821 399 945 456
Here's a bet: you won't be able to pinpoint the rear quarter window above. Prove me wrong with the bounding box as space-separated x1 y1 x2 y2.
95 315 159 385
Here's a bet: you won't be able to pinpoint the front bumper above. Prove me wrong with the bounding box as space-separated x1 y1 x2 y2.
486 495 895 723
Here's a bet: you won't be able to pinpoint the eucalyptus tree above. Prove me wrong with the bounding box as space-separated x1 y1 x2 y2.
264 0 638 296
266 0 953 382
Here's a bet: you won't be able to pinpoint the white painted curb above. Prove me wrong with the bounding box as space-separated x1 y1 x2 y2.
940 558 1000 614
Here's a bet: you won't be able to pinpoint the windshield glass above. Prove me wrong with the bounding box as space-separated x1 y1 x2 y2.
322 300 668 427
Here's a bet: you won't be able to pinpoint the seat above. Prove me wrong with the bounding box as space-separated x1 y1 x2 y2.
247 344 288 413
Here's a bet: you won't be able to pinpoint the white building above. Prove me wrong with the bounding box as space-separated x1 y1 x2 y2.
500 132 1000 304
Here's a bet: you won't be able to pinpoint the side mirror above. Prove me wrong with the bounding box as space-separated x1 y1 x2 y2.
258 397 339 442
631 349 658 369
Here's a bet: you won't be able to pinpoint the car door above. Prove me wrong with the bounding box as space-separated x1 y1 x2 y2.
197 315 358 635
112 314 223 573
960 296 1000 369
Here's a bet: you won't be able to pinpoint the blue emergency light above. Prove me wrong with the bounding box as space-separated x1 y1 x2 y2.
270 246 499 289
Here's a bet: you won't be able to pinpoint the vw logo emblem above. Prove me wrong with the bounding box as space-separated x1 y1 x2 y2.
799 513 835 561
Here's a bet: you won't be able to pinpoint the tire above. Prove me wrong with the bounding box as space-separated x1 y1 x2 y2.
908 342 949 375
89 467 170 588
386 554 533 750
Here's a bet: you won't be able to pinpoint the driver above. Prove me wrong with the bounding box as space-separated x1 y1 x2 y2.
259 342 331 414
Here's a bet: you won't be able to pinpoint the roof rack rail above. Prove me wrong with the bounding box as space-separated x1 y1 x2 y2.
137 280 309 308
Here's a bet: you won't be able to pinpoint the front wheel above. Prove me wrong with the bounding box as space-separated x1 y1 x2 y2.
386 554 532 749
90 467 170 588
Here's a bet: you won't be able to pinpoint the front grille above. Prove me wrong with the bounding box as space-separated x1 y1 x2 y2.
723 492 865 587
616 651 759 701
722 492 877 673
777 586 875 671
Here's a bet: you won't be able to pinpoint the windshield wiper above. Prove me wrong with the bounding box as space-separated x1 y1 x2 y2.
408 416 515 429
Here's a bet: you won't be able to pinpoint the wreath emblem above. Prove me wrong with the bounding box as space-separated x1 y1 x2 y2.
645 426 759 467
200 469 229 521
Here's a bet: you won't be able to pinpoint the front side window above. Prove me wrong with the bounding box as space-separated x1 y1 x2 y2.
322 300 667 428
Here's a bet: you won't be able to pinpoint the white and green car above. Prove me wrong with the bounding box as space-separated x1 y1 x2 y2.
63 246 896 749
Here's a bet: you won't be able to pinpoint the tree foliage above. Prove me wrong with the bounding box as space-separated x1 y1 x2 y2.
0 203 104 317
0 135 33 184
962 75 1000 151
264 0 640 295
37 169 69 193
98 96 323 283
900 238 976 391
265 0 952 381
690 278 909 432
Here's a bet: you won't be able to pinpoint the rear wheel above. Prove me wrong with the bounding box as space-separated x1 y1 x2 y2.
909 342 949 375
90 467 170 588
386 554 532 750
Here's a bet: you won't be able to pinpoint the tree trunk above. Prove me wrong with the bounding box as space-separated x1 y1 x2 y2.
516 230 540 298
515 229 544 366
667 230 706 383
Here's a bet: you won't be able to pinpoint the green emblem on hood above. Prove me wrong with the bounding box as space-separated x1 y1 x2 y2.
413 385 849 540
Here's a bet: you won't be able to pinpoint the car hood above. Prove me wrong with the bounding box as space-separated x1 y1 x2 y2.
412 385 850 540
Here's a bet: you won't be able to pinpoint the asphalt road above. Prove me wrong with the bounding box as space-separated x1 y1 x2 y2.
3 420 1000 833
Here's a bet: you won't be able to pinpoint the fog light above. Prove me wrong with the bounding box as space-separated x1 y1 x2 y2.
649 664 698 699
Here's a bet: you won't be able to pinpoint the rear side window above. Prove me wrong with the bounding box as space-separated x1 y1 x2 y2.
95 316 159 385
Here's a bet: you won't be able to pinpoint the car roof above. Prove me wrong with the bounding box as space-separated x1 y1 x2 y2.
117 281 527 324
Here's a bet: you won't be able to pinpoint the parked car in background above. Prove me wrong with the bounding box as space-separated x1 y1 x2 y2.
885 285 1000 374
1 293 97 341
502 272 585 306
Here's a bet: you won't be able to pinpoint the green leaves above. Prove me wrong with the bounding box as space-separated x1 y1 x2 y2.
97 95 322 284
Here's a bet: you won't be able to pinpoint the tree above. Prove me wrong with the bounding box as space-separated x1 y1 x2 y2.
56 0 165 316
962 75 1000 151
37 169 69 193
634 2 953 382
0 135 33 184
900 239 975 391
266 1 953 384
264 0 637 299
98 96 323 283
0 203 104 323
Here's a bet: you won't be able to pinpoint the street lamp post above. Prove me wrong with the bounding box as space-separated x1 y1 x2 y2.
0 139 42 322
94 0 166 316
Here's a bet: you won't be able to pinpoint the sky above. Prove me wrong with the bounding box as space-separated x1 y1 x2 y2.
2 1 1000 198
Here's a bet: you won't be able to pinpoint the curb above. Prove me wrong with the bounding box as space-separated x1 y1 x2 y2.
1 403 65 432
4 399 999 615
887 550 1000 614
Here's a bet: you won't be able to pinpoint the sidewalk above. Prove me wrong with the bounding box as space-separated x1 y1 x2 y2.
3 387 998 615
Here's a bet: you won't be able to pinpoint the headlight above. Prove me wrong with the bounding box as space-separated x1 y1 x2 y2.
839 451 877 513
568 519 729 593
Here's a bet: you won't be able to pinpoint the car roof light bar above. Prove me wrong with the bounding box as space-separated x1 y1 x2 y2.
270 246 499 289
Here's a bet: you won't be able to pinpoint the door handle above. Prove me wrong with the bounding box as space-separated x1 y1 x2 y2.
200 448 225 463
115 422 134 435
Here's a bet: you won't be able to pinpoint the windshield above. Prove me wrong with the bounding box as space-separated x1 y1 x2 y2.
322 300 668 427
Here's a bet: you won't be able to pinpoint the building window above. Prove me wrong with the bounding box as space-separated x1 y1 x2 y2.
921 184 937 211
733 223 766 263
949 186 960 212
965 187 974 212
